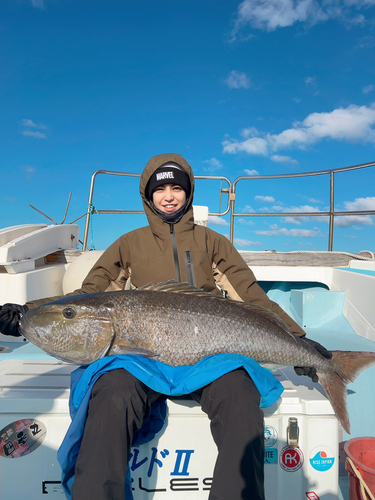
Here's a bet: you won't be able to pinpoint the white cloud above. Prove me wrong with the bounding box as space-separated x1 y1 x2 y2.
244 169 259 175
271 154 299 164
208 216 230 226
229 0 374 39
22 119 37 127
22 131 47 139
25 166 36 173
255 195 275 203
335 215 374 227
363 85 375 94
277 197 375 228
233 238 262 247
21 118 47 129
241 204 255 213
241 126 261 139
335 196 375 227
232 0 327 33
21 118 47 138
344 196 375 211
204 158 224 172
223 103 375 156
305 76 317 86
275 203 328 224
238 218 255 225
255 225 322 237
355 36 375 50
225 70 251 89
283 204 322 213
21 119 46 129
283 216 302 225
223 136 268 155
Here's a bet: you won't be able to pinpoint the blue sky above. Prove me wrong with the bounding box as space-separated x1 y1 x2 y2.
1 0 375 253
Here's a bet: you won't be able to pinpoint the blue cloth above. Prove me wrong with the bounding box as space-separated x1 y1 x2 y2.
57 354 283 500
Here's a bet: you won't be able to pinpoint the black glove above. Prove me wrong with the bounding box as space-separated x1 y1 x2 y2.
0 304 29 337
294 337 332 383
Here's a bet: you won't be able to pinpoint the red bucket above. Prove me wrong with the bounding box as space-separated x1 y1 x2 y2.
345 437 375 500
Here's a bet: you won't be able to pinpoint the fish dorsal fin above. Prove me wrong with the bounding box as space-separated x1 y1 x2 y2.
235 301 292 336
137 280 210 297
137 280 292 335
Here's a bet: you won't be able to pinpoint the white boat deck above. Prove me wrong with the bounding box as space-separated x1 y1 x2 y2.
1 223 375 499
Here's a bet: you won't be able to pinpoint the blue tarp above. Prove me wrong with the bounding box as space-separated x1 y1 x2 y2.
57 354 283 500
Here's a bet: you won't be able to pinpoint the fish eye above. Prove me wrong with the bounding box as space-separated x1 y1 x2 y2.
63 307 76 319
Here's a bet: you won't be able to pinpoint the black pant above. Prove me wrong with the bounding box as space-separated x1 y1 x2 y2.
72 369 265 500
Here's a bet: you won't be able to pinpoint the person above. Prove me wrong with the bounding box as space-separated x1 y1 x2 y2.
0 153 331 500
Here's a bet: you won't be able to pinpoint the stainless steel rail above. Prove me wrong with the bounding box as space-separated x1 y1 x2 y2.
82 161 375 252
230 160 375 251
82 171 232 250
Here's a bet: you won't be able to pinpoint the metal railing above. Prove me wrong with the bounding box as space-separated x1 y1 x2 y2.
82 171 232 250
82 161 375 252
230 160 375 251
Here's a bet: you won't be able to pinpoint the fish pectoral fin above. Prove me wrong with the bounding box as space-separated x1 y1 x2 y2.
109 343 159 358
260 362 288 372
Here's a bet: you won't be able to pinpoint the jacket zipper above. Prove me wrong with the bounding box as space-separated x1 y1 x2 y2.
169 224 181 283
184 251 196 286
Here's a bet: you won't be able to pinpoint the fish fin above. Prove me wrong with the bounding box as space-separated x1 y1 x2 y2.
236 301 292 335
137 280 209 296
138 281 292 334
318 350 375 434
109 344 159 358
260 362 288 372
137 280 293 335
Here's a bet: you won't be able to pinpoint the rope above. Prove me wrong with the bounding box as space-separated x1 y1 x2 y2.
87 203 98 250
286 250 375 261
346 457 375 500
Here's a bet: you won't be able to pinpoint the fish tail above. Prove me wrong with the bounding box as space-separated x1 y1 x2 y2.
318 351 375 434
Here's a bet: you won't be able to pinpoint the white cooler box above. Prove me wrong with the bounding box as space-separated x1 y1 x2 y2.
0 360 339 500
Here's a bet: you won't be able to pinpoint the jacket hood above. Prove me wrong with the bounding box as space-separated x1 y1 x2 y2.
140 153 195 223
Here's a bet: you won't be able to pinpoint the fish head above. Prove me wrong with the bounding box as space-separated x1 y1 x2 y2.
19 295 116 364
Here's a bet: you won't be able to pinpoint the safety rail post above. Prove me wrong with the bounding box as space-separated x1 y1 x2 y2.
329 171 335 252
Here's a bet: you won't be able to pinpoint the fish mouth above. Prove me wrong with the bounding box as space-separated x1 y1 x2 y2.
19 316 45 344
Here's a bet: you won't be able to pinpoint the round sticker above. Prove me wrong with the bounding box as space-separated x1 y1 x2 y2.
264 425 278 447
309 446 335 472
0 419 46 458
280 446 304 472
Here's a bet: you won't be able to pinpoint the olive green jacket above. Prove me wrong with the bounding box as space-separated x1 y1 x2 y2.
27 153 305 337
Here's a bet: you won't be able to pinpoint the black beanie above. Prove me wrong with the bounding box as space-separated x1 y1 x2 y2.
146 163 191 201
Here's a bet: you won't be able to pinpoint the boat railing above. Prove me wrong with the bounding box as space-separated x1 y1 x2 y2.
231 160 375 251
82 161 375 251
82 171 232 250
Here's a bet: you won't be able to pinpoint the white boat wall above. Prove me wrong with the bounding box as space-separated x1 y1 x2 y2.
1 163 375 500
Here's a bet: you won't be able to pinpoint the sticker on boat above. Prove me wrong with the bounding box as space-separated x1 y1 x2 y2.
0 419 46 458
309 446 335 472
264 425 278 447
280 446 304 472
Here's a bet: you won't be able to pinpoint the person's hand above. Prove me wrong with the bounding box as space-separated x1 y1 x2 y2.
294 337 332 383
0 304 29 337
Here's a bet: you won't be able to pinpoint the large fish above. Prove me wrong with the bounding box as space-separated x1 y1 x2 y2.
19 281 375 434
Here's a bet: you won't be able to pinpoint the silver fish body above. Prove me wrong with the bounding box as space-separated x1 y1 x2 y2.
19 281 375 433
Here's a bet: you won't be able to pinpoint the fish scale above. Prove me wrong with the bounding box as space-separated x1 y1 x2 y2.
19 281 375 434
